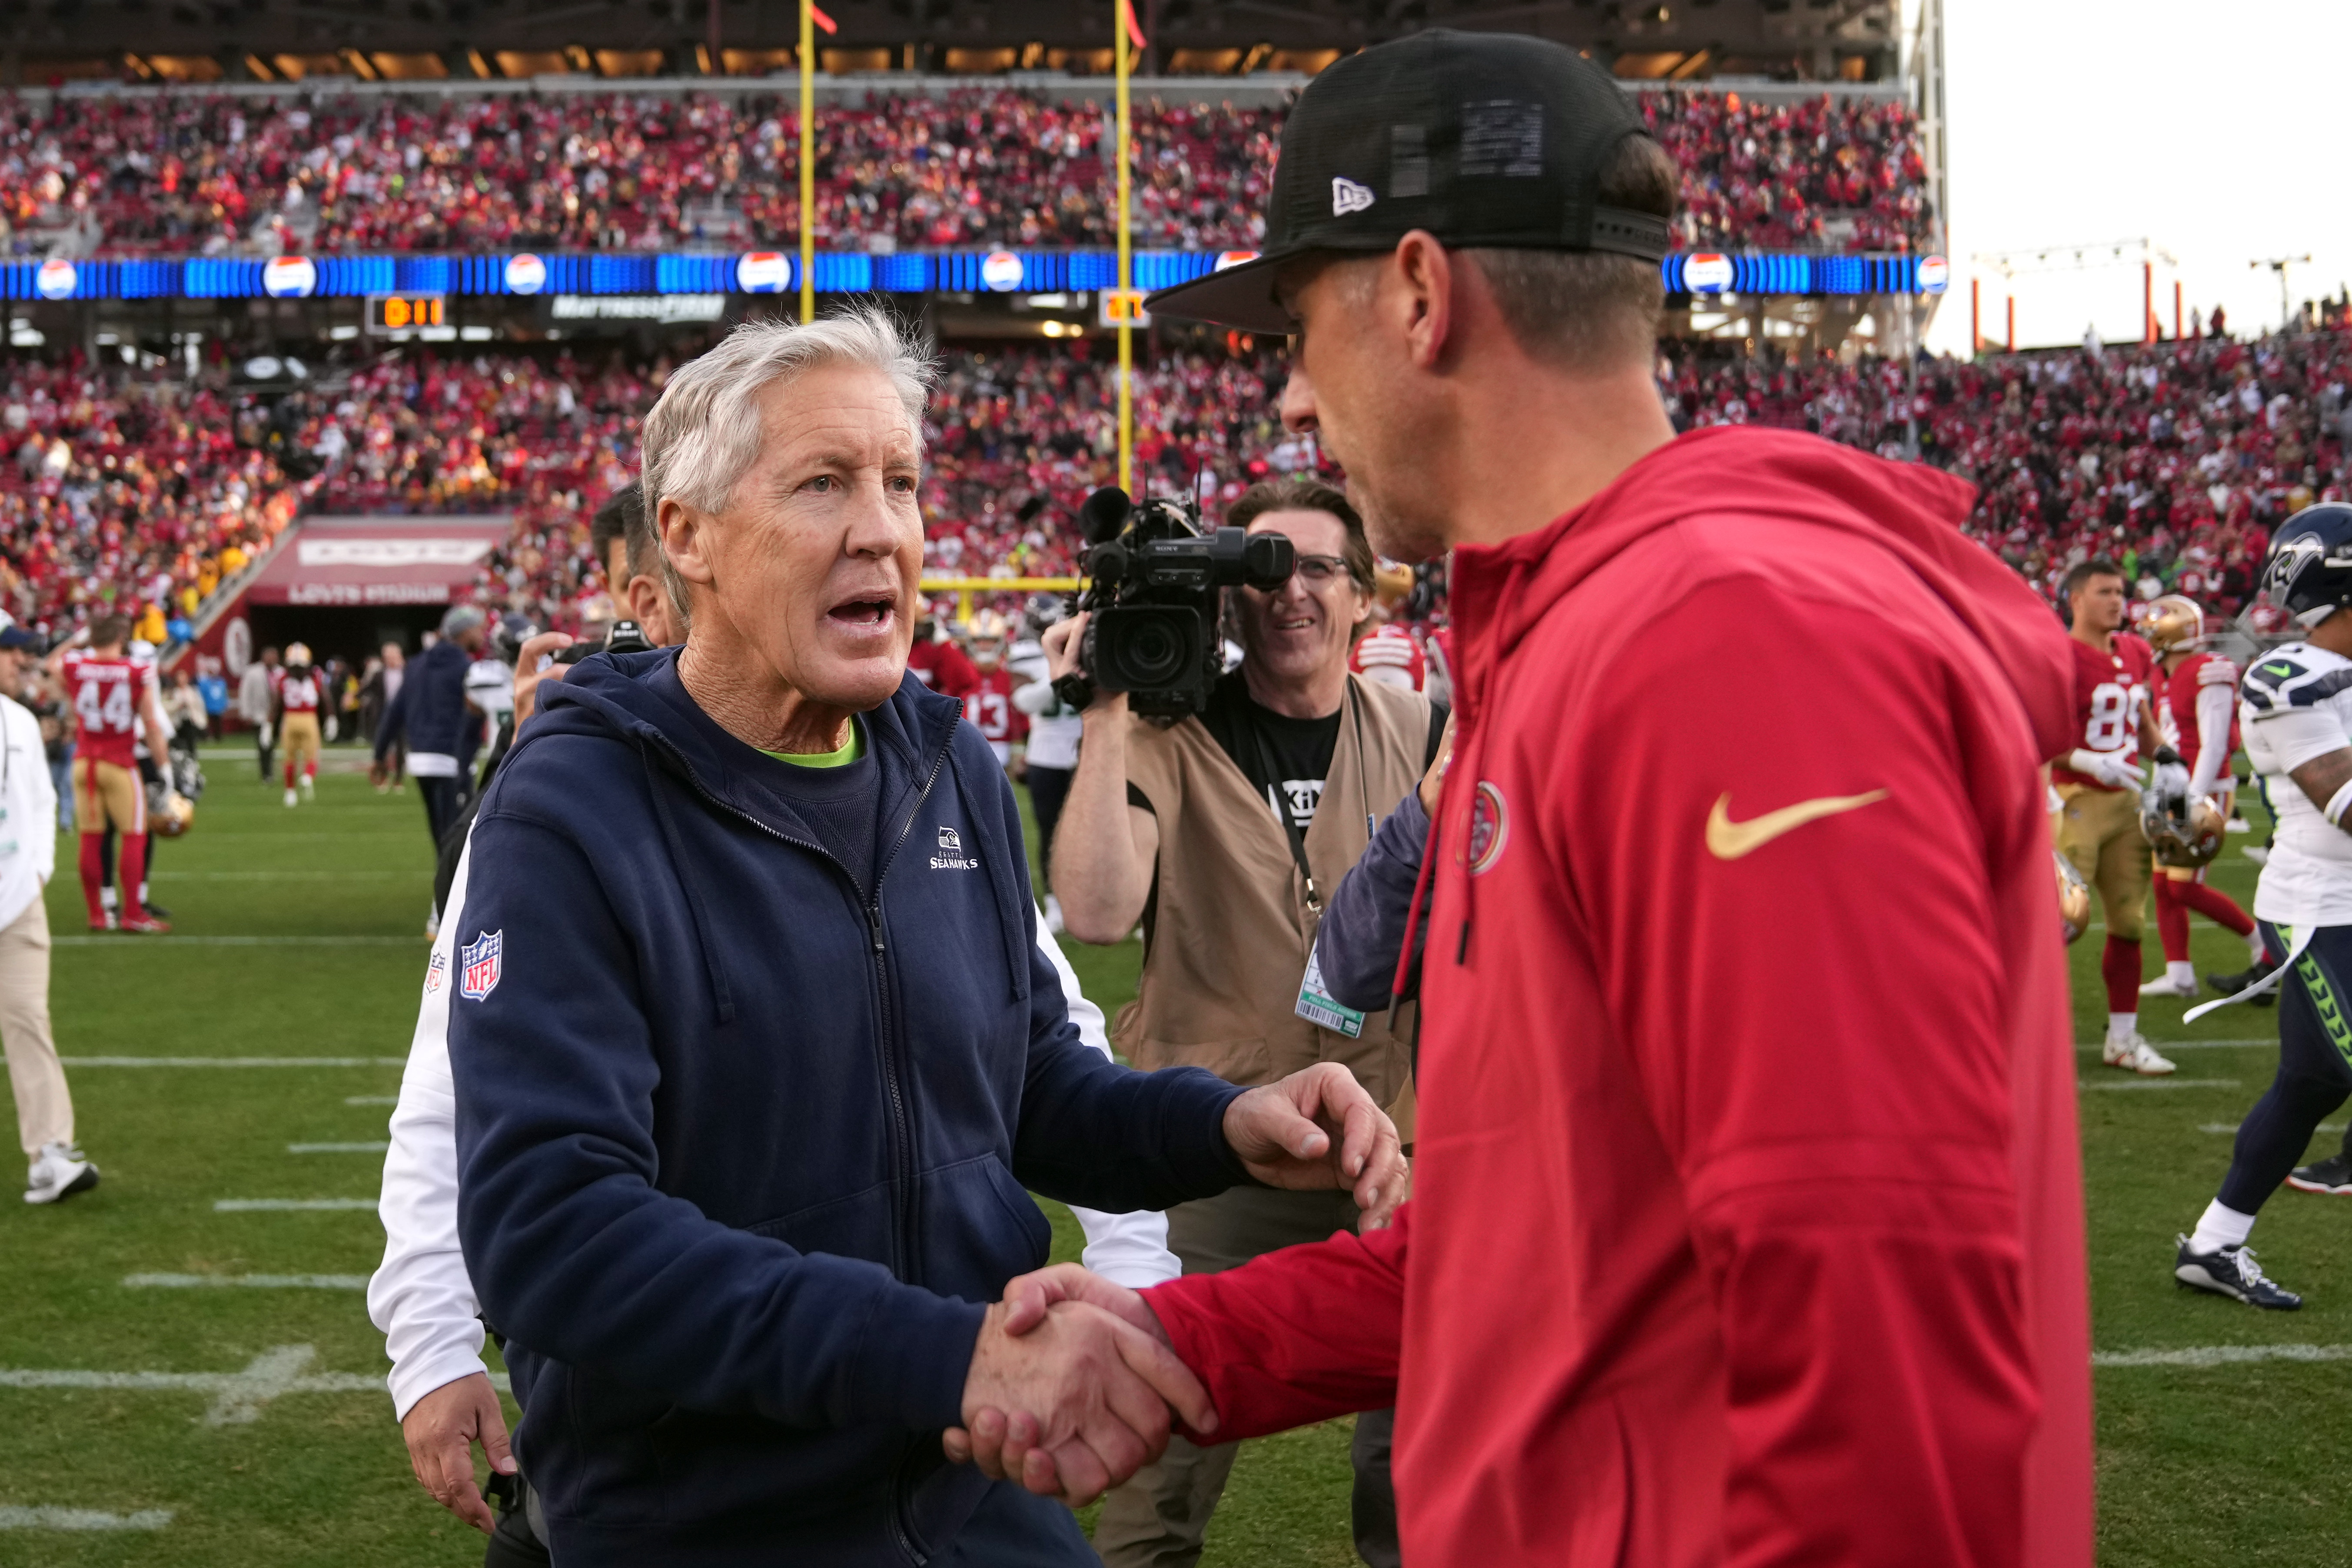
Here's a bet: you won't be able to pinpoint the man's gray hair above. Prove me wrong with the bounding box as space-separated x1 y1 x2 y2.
440 604 486 640
643 306 936 613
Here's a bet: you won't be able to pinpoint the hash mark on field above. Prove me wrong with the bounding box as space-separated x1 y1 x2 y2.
2094 1344 2352 1368
123 1274 368 1290
0 1505 173 1530
2199 1122 2348 1134
53 935 419 947
213 1199 377 1212
63 1057 406 1068
0 1347 509 1427
344 1095 399 1106
2076 1078 2242 1090
287 1142 390 1154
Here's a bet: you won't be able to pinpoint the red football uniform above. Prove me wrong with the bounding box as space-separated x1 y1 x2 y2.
2157 650 2240 774
60 648 153 767
907 638 979 701
279 671 322 714
1349 623 1427 692
961 668 1026 747
2049 631 2155 791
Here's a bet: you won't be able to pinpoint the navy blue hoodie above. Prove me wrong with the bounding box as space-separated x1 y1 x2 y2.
446 649 1250 1566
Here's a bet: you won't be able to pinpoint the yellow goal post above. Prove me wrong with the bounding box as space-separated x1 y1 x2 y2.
919 577 1083 626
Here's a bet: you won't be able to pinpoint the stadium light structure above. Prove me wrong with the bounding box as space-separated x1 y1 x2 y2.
2251 255 2312 333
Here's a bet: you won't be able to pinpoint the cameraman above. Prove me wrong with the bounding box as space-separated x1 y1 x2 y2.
1045 475 1438 1568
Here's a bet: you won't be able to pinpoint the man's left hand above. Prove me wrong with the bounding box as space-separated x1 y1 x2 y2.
1224 1062 1408 1229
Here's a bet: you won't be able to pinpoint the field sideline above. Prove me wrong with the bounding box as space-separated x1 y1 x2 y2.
0 754 2344 1565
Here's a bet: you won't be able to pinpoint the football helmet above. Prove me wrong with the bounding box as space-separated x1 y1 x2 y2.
2141 789 2225 869
149 785 194 839
1372 558 1415 611
2260 502 2352 625
2055 850 2091 944
965 609 1010 669
2143 594 2204 654
284 641 312 668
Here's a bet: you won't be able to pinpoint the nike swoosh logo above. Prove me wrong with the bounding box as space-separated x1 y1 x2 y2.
1706 789 1890 860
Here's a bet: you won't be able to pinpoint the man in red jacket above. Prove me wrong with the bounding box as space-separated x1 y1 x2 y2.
949 29 2094 1568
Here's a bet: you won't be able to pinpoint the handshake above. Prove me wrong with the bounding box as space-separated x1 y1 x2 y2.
950 1063 1407 1505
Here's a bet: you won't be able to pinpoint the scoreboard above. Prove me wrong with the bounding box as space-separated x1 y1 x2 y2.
366 293 447 332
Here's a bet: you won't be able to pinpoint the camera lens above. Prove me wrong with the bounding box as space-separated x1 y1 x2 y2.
1098 606 1201 694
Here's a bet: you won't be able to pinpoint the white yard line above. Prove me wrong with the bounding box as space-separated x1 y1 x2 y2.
0 1505 173 1530
287 1143 389 1154
2199 1122 2347 1134
2076 1078 2242 1091
123 1274 368 1290
0 1345 507 1427
343 1096 399 1106
2094 1344 2352 1368
213 1199 377 1212
53 935 418 947
2074 1039 2275 1051
63 1057 406 1068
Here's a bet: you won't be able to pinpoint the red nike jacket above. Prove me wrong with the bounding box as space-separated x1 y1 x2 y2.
1143 425 2091 1568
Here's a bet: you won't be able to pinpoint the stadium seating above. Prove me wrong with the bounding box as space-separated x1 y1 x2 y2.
11 322 2347 640
13 85 1911 256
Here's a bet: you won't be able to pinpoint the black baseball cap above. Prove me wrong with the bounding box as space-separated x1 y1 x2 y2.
1146 29 1671 332
0 624 37 651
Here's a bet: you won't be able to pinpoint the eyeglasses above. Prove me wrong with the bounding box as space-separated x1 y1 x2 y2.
1291 554 1361 587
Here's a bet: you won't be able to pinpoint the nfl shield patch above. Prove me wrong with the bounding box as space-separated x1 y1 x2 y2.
425 951 447 994
459 930 503 1001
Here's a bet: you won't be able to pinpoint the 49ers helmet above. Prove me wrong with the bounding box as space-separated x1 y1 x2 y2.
284 641 313 668
149 785 195 839
2140 790 2225 869
2055 850 2091 944
2143 594 2205 654
2261 503 2352 625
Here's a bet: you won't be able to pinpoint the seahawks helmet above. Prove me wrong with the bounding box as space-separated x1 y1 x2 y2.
2261 503 2352 625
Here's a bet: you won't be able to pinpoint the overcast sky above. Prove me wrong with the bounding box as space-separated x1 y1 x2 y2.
1920 0 2349 354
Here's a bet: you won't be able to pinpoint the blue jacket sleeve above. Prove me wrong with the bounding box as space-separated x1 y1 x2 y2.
981 764 1252 1210
449 808 987 1433
1315 789 1432 1013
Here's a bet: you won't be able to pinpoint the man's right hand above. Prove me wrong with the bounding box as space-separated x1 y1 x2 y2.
2067 747 2144 792
400 1371 516 1534
1041 612 1124 717
956 1296 1215 1506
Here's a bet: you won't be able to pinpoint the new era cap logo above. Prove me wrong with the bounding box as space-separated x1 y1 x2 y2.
1332 177 1376 216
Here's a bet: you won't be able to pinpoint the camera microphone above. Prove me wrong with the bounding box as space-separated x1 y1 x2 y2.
1079 487 1133 545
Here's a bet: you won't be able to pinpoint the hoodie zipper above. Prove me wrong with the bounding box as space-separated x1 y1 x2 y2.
640 726 950 1567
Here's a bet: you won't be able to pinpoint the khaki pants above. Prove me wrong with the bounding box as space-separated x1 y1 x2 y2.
1092 1186 1399 1568
2053 781 2150 942
0 897 70 1156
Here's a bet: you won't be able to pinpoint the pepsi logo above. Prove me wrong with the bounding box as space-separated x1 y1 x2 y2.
1917 255 1950 294
504 253 547 295
34 259 75 301
1682 253 1734 293
737 252 792 293
262 255 317 298
980 251 1025 292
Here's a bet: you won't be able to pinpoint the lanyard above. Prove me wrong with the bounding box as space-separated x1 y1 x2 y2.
1246 681 1371 916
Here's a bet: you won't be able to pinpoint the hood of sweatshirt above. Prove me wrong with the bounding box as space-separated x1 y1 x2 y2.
1447 425 2077 763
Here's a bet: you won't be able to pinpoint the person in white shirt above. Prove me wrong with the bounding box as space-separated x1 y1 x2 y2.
1010 595 1082 933
2176 505 2352 1311
0 622 93 1204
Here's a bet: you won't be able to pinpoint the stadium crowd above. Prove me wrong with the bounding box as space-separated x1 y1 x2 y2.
1663 324 2352 615
7 317 2350 643
4 84 1920 256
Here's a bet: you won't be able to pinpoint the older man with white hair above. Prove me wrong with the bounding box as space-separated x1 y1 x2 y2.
442 309 1406 1567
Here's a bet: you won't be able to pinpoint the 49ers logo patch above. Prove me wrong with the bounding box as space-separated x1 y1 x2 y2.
1466 781 1509 876
459 930 503 1001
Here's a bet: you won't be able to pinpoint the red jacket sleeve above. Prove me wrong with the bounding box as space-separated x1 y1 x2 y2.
1564 576 2040 1568
1143 1204 1407 1442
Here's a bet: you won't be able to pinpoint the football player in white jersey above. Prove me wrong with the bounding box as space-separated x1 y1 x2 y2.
2174 505 2352 1309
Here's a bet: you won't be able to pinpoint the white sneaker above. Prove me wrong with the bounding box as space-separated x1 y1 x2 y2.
2105 1033 2178 1076
25 1141 98 1205
2226 817 2253 834
2140 973 2201 999
299 774 314 797
284 787 299 807
1043 894 1065 936
2245 845 2270 866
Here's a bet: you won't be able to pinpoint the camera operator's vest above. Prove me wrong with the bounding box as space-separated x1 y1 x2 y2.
1117 673 1430 1139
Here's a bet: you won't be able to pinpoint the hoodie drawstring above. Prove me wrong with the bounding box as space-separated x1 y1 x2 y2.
641 749 738 1027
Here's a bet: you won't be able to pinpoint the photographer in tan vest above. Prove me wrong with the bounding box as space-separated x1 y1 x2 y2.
1046 475 1440 1568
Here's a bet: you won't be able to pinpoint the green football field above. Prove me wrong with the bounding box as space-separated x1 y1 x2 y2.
0 750 2344 1565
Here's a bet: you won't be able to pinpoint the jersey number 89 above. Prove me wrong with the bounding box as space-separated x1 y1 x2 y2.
2084 682 2130 750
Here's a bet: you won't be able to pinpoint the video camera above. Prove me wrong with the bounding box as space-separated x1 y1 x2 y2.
1053 487 1294 717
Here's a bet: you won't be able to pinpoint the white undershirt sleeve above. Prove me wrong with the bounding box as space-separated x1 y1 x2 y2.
2191 683 2236 798
2250 705 2352 776
369 843 491 1422
1039 914 1182 1289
